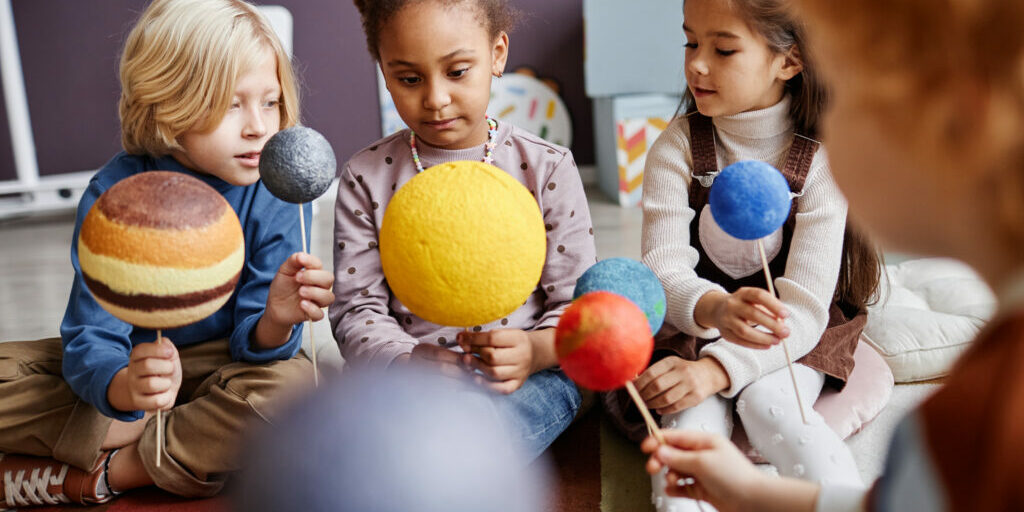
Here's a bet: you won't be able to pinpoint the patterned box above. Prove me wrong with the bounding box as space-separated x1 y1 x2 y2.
593 94 681 207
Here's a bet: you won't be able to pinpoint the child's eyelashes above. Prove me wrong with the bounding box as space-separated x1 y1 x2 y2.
448 68 469 78
398 76 422 86
683 42 737 56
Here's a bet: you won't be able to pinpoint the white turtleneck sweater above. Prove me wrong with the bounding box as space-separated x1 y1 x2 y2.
641 97 848 397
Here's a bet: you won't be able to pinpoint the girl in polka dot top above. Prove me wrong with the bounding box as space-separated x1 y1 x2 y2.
328 0 597 459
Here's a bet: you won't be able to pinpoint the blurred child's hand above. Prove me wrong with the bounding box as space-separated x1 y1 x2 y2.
641 429 767 512
458 329 534 394
393 344 470 380
123 337 182 412
266 252 335 327
634 356 729 414
701 288 790 348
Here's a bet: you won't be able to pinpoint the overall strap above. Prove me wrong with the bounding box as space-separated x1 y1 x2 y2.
686 111 819 192
687 113 717 177
782 133 819 192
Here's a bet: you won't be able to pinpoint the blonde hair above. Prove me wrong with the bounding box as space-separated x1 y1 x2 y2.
119 0 300 156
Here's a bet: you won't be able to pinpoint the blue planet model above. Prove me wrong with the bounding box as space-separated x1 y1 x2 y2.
573 257 666 335
709 160 792 240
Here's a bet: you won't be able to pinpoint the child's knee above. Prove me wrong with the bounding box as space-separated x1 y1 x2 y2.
206 357 312 422
0 338 63 380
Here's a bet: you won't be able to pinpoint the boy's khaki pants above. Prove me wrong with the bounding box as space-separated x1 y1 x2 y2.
0 337 313 497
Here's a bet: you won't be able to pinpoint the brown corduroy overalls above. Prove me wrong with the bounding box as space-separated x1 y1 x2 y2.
605 113 867 442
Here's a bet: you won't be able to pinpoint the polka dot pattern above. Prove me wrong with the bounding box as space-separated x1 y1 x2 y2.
335 128 596 363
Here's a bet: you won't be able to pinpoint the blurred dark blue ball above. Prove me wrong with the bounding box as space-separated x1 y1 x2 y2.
232 366 548 512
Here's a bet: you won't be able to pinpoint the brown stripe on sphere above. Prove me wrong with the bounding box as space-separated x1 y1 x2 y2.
98 171 225 229
80 207 243 268
83 271 240 312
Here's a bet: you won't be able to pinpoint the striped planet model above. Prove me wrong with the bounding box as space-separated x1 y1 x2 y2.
78 171 245 329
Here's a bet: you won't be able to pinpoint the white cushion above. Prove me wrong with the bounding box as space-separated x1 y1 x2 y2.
862 258 995 382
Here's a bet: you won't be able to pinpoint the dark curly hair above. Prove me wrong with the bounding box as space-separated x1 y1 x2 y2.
353 0 521 59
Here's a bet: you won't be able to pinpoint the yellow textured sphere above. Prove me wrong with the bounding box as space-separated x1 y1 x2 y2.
380 161 546 327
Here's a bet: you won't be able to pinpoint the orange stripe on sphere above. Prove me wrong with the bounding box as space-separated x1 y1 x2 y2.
81 207 243 268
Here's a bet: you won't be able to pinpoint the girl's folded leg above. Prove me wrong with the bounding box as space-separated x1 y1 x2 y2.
653 394 733 512
736 364 862 487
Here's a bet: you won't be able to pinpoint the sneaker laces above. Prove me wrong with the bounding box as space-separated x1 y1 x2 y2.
1 454 72 507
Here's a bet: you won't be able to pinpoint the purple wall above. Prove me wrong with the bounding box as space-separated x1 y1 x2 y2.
0 0 591 182
0 67 12 178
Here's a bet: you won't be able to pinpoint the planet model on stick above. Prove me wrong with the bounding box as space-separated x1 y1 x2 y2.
258 125 337 386
555 291 654 391
259 126 337 204
573 258 666 335
380 160 546 327
708 160 810 424
78 171 244 329
709 160 791 240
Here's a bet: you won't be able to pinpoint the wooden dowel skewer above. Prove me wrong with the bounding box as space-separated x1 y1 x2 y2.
624 380 664 444
758 240 808 424
299 204 318 387
156 329 163 468
625 380 706 511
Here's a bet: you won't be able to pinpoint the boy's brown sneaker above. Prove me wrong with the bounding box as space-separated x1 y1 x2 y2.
0 452 112 507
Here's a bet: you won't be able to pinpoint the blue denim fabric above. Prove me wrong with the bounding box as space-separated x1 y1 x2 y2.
481 368 582 461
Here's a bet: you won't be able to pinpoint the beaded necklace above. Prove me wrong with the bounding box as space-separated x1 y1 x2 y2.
410 116 497 173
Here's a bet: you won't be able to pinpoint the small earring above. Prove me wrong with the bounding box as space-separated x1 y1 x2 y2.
494 70 503 78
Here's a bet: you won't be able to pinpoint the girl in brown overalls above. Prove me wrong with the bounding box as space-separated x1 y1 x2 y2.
603 1 881 510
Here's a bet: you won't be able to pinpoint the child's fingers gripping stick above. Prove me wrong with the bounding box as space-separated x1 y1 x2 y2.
279 252 324 277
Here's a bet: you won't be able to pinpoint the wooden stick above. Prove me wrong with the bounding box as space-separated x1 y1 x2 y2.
627 380 707 512
757 240 808 424
299 204 318 388
624 380 664 444
156 329 163 468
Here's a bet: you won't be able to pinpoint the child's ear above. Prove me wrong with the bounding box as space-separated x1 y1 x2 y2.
491 32 509 77
777 46 804 81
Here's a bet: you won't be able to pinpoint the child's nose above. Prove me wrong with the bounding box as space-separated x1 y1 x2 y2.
243 108 267 138
686 52 710 76
423 82 451 111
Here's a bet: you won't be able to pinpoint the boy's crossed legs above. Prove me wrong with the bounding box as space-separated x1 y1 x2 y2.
0 338 311 505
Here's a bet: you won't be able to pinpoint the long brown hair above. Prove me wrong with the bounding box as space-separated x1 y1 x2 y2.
679 0 882 309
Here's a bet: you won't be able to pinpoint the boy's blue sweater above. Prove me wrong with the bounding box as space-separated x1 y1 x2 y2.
60 152 310 421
